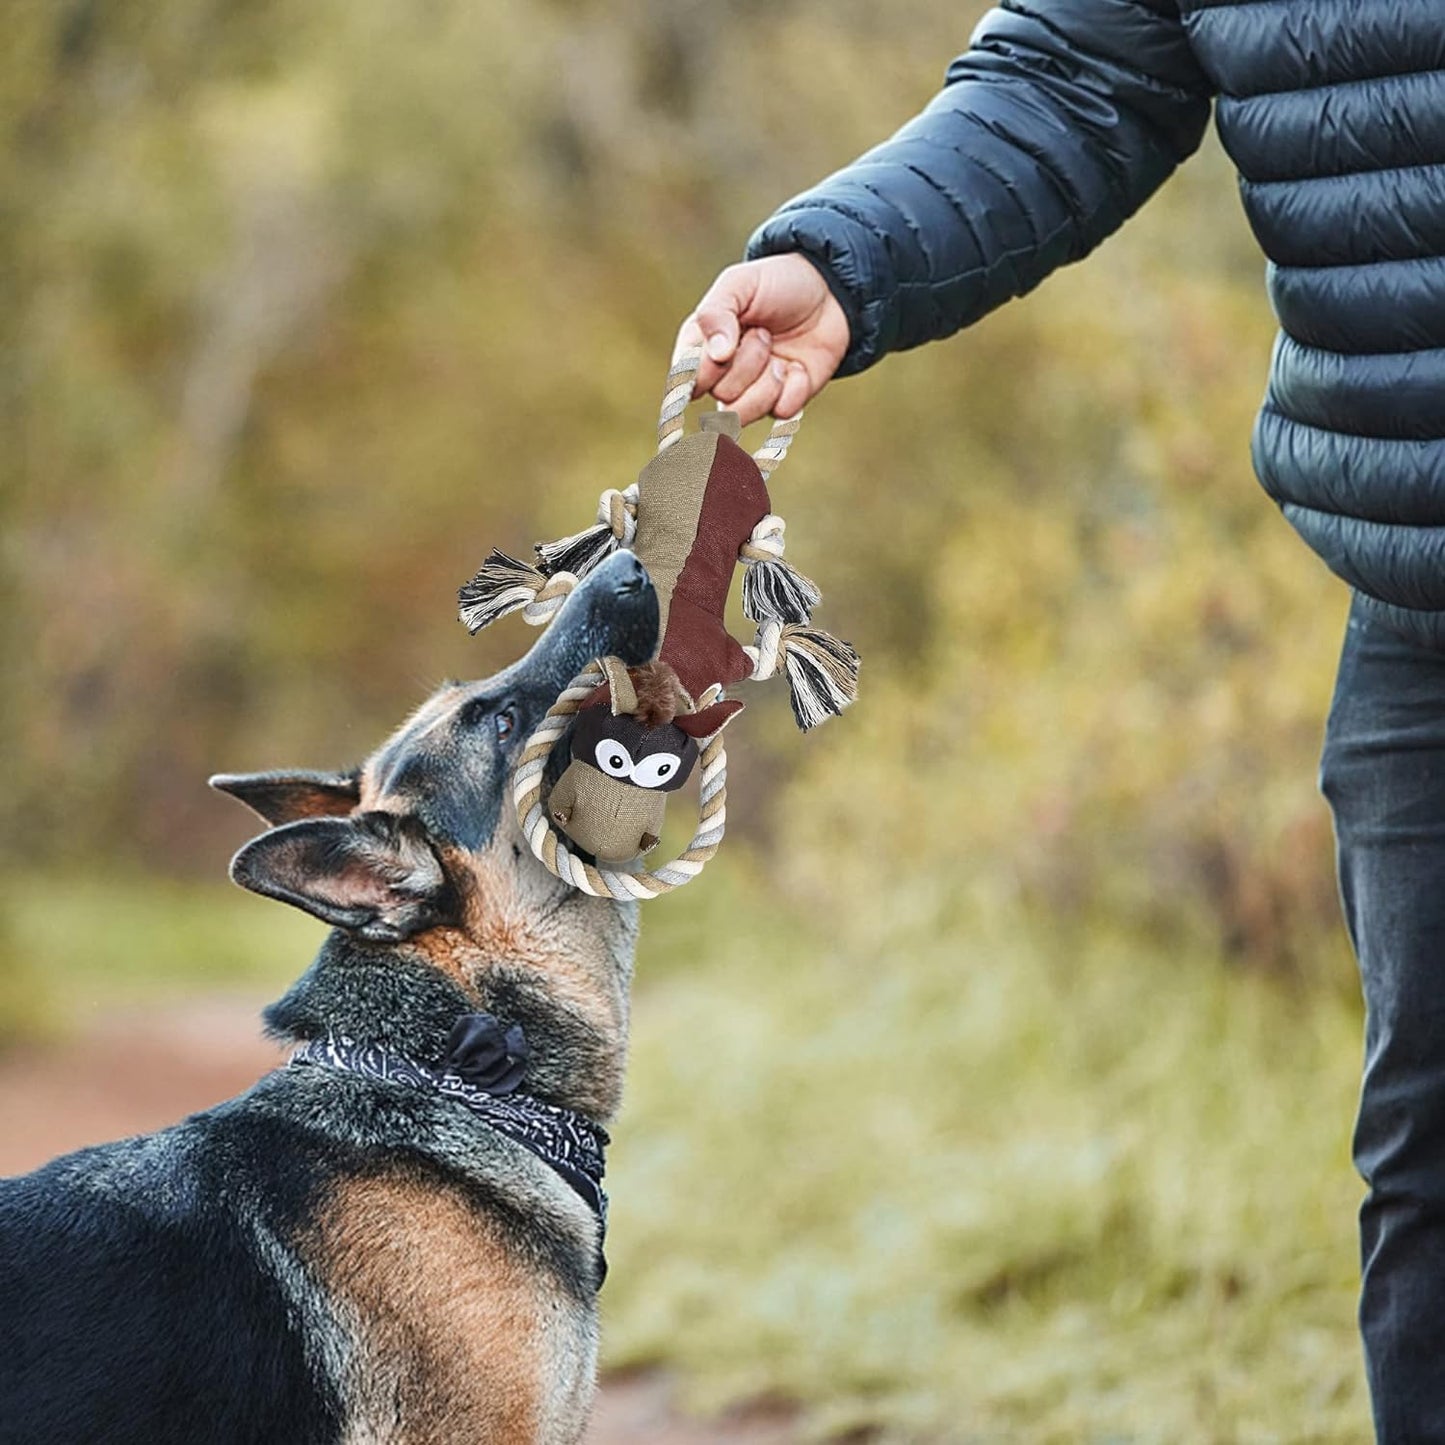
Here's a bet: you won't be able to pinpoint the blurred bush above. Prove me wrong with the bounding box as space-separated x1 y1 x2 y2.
608 859 1367 1441
1 5 1346 956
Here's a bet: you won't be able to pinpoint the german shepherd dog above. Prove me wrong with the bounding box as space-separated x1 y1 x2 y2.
0 551 659 1445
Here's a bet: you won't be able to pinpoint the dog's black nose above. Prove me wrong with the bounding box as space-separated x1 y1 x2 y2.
613 551 649 595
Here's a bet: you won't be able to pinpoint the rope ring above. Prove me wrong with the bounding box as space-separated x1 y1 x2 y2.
658 348 803 480
512 661 727 900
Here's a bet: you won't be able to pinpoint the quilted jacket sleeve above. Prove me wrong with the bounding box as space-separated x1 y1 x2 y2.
745 0 1216 375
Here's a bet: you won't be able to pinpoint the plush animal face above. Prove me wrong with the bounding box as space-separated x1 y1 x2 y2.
545 657 720 862
569 703 698 793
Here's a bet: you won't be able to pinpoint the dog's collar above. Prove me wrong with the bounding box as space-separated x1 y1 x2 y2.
288 1032 609 1286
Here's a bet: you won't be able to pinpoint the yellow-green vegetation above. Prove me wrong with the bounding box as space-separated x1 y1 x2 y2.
4 866 1370 1440
1 0 1374 1437
2 875 321 1009
610 860 1369 1442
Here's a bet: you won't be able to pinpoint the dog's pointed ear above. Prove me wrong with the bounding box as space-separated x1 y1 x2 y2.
229 812 448 941
209 770 361 826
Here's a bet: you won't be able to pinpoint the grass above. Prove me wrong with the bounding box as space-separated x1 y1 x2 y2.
1 873 323 1030
1 864 1370 1441
608 858 1370 1443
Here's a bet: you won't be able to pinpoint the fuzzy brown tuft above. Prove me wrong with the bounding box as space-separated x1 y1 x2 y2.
627 661 689 729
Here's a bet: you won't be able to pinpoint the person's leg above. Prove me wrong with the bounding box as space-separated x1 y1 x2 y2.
1321 595 1445 1441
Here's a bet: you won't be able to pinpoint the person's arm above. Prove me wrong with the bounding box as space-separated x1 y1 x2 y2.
682 0 1216 421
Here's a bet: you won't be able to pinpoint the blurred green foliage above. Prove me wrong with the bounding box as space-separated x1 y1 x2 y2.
1 0 1368 1435
4 872 320 1009
609 859 1367 1442
1 0 1345 980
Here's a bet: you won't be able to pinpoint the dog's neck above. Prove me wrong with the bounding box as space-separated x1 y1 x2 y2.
264 887 638 1123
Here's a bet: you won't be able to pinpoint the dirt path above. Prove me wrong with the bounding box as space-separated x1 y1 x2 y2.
0 998 798 1444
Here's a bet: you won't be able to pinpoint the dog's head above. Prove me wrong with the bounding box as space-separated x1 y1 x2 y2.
211 552 658 1111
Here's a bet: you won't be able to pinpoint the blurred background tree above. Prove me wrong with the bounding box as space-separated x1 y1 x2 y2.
0 0 1344 976
0 1 1368 1437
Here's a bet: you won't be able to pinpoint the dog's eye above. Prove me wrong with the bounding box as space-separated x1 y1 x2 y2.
594 739 634 778
494 707 517 742
631 753 682 789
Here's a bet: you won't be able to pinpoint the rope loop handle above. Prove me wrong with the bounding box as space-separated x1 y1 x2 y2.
512 660 727 900
658 348 802 481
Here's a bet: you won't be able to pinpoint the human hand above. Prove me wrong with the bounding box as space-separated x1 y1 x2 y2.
675 254 850 425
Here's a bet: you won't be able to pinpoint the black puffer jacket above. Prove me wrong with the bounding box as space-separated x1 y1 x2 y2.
746 0 1445 648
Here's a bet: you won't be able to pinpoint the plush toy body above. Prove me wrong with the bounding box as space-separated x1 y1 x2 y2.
634 410 765 705
459 353 858 878
543 414 783 859
545 762 668 860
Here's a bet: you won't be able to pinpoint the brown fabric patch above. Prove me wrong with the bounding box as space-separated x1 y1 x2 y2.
652 434 771 698
660 592 754 697
674 697 745 738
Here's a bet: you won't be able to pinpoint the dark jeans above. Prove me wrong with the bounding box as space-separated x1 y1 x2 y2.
1322 595 1445 1442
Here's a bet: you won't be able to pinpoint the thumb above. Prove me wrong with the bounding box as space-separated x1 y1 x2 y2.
692 266 756 363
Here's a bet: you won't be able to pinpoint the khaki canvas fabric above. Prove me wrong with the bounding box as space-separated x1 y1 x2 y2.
547 761 667 861
631 432 721 642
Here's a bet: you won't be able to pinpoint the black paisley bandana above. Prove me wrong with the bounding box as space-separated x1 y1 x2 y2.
288 1021 609 1284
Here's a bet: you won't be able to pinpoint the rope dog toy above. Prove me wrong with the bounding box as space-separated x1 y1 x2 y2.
457 349 859 895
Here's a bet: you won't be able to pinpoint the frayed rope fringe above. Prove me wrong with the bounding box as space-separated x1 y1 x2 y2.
744 621 860 731
458 551 579 632
458 486 637 634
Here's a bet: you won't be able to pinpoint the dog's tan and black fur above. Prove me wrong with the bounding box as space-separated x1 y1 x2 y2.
0 551 658 1445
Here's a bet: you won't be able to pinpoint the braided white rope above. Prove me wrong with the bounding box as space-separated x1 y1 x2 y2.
512 661 728 899
752 416 801 482
738 513 786 565
658 348 803 477
657 352 697 454
742 620 785 681
520 571 578 626
738 515 796 680
596 483 639 547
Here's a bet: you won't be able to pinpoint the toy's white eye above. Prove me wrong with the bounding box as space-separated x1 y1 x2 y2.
632 753 683 789
594 740 635 778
